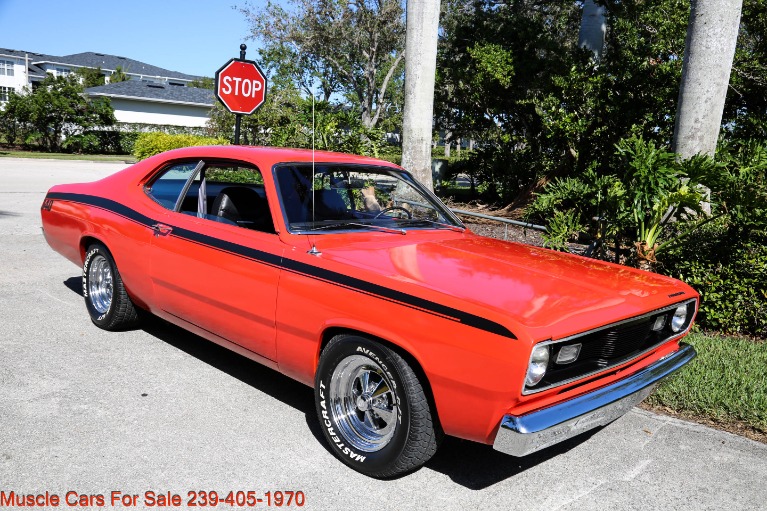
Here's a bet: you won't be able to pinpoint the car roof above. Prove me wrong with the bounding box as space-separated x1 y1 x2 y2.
154 145 403 169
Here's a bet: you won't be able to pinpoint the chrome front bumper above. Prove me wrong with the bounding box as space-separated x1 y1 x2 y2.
493 343 697 457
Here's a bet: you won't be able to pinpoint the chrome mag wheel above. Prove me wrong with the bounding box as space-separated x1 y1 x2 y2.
328 354 398 452
87 254 113 314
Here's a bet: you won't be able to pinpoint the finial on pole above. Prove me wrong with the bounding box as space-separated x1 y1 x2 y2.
239 44 247 60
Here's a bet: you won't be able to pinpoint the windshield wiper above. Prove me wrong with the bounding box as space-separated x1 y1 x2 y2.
397 219 466 232
303 221 407 235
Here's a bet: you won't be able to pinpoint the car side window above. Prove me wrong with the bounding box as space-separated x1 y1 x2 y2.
201 164 275 234
145 161 275 234
145 161 202 210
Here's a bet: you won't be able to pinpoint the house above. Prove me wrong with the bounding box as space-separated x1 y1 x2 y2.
85 80 214 128
0 48 214 128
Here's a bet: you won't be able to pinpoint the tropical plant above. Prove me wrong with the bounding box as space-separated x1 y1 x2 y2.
527 136 722 269
110 66 129 83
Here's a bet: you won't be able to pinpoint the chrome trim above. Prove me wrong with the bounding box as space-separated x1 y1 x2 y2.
494 343 696 457
523 298 697 395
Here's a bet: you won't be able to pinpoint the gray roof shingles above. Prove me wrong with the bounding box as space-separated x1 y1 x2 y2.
0 48 201 82
85 80 215 106
40 52 200 81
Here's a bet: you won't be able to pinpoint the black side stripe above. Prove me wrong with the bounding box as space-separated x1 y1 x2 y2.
47 192 517 339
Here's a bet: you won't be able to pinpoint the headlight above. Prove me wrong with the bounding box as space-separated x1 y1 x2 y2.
671 305 688 332
526 344 550 387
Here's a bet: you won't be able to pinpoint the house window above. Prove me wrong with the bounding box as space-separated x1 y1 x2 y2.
55 67 71 77
0 86 14 101
0 60 14 76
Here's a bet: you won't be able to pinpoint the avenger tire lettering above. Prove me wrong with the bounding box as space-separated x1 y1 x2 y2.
314 334 440 478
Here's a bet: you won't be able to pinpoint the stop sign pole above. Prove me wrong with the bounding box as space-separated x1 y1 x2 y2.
214 44 268 145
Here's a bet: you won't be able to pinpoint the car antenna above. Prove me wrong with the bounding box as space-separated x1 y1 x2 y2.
308 85 321 257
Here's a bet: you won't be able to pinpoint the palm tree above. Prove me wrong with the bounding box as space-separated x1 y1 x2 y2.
401 0 441 190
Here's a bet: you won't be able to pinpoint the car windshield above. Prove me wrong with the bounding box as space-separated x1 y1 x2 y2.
274 164 464 234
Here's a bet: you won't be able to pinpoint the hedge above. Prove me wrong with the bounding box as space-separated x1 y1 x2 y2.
132 132 229 160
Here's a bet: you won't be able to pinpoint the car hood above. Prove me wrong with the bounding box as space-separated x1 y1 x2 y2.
315 233 696 341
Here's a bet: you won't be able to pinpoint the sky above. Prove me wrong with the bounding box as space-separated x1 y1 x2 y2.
0 0 262 78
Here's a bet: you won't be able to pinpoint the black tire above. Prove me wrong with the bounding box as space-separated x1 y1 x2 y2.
315 334 440 477
82 243 139 331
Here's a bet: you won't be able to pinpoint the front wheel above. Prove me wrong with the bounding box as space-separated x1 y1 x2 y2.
83 243 140 331
315 334 440 477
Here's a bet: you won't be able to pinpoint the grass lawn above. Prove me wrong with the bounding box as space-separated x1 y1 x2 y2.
0 149 135 163
645 331 767 441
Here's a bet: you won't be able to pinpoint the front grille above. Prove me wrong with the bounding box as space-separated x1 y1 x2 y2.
524 299 696 394
578 317 655 367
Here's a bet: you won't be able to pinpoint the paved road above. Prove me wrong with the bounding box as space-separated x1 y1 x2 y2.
1 157 765 511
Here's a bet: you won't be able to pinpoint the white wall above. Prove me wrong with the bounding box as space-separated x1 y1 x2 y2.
0 54 32 97
109 97 211 127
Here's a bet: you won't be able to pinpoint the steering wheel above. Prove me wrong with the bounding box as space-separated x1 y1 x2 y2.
373 206 413 219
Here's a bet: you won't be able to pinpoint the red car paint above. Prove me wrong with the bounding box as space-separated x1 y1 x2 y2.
41 145 698 446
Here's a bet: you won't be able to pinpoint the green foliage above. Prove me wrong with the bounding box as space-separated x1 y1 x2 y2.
541 209 585 251
646 332 767 433
724 1 767 139
60 130 139 155
116 122 208 136
0 74 115 151
467 43 515 88
659 140 767 337
527 136 719 263
241 0 404 129
0 90 32 145
206 167 264 184
662 223 767 337
529 136 767 335
206 82 394 158
435 0 767 199
75 66 106 88
132 132 229 160
188 77 215 90
710 140 767 233
110 66 129 83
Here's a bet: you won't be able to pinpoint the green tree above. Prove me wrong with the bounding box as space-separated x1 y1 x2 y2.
723 1 767 138
75 66 106 88
0 90 33 145
0 74 115 151
239 0 405 129
437 0 767 205
189 76 215 90
109 66 129 83
207 81 386 157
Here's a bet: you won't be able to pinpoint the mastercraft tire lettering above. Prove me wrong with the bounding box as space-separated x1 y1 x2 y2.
82 243 140 331
314 334 440 478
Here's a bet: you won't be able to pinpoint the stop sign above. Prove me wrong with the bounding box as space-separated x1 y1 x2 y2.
214 59 267 114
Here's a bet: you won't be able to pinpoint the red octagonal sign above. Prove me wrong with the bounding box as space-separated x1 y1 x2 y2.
214 59 267 115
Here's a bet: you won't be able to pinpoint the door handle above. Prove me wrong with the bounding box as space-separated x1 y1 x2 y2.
151 223 173 237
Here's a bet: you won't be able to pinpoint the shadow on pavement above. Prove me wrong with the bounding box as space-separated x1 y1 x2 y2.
424 429 599 489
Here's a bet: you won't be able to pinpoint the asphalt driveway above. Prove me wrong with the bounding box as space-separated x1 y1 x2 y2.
1 157 765 510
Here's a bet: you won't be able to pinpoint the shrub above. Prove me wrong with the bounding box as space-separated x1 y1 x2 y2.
660 221 767 337
526 136 719 269
133 132 228 160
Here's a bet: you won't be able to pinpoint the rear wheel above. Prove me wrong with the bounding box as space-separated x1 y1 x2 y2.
315 334 440 477
83 243 139 330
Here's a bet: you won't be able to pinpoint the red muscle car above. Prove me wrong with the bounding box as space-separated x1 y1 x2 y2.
41 146 697 477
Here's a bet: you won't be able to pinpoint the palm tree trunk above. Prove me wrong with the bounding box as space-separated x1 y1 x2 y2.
674 0 743 159
578 0 606 61
673 0 742 214
401 0 441 190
